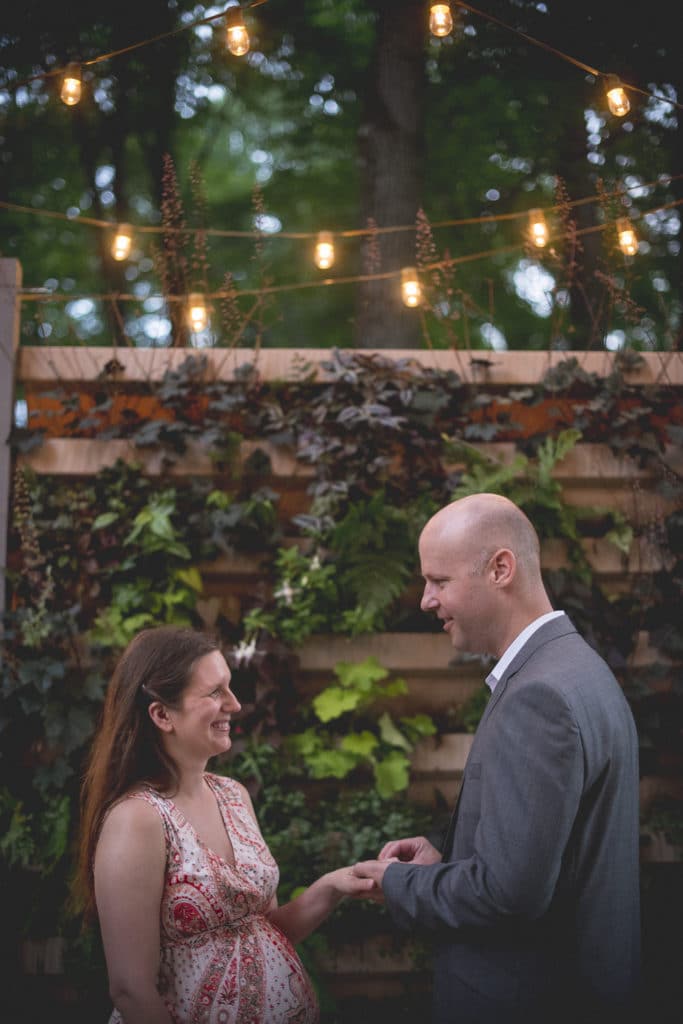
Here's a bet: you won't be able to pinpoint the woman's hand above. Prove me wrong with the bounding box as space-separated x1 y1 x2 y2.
323 865 381 899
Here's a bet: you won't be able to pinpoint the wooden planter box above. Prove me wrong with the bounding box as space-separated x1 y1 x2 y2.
313 933 430 1000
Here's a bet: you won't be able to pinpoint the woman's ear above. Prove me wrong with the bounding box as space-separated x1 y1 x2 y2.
148 701 174 733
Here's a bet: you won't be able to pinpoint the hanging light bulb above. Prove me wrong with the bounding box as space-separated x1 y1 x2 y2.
226 6 250 57
429 2 454 38
60 63 82 106
616 218 638 256
605 75 630 117
187 293 210 332
401 267 422 307
111 224 133 262
528 209 549 249
314 231 335 270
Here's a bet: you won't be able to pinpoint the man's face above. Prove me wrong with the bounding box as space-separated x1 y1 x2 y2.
419 524 494 656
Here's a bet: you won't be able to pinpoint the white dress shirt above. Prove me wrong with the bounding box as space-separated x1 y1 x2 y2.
485 610 565 692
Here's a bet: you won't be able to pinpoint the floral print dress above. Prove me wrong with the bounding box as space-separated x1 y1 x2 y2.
108 773 319 1024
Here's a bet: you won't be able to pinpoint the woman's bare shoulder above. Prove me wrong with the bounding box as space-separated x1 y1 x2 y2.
100 789 164 836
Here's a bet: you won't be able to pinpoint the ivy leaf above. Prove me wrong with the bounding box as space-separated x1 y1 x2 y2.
92 511 119 530
306 748 358 779
175 567 203 592
339 731 379 758
378 712 411 751
374 751 410 798
313 685 361 722
606 522 634 555
400 713 438 740
334 657 388 691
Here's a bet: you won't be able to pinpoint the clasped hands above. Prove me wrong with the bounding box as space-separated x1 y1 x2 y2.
349 835 442 903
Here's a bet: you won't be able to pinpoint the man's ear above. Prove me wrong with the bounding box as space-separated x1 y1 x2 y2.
490 548 516 587
148 701 174 733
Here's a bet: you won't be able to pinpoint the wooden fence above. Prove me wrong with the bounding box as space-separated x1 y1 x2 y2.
2 257 683 1005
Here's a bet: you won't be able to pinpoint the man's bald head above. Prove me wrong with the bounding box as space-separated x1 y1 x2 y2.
422 493 542 581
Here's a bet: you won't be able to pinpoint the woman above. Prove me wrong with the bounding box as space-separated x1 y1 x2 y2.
76 625 374 1024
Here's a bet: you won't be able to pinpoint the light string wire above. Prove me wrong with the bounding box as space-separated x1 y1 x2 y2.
1 2 269 91
1 0 680 112
16 197 683 305
2 173 681 241
456 2 682 111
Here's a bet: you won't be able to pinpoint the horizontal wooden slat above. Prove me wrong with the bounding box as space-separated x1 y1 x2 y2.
200 536 670 581
15 438 675 531
297 632 461 672
17 346 683 387
411 733 475 774
293 630 673 673
17 437 682 483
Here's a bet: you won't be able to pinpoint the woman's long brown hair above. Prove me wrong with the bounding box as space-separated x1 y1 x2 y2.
74 626 218 921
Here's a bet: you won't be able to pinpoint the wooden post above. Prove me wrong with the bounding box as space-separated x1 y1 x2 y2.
0 258 22 615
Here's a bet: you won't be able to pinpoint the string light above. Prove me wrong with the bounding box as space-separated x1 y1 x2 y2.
605 74 630 117
429 2 454 37
528 208 549 248
401 267 422 307
226 6 250 57
111 224 133 262
60 63 82 106
616 217 638 255
314 231 335 269
187 292 210 332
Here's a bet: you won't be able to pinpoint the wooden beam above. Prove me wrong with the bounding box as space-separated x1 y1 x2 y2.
17 346 683 388
0 259 22 616
16 437 682 481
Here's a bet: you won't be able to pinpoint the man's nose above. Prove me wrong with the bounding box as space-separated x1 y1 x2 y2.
421 584 438 612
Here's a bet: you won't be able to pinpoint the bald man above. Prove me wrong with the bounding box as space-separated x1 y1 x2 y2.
354 493 641 1024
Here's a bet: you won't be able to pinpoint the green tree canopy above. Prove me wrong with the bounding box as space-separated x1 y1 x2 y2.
1 0 680 349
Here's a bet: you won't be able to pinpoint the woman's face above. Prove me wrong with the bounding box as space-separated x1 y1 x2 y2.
165 651 242 761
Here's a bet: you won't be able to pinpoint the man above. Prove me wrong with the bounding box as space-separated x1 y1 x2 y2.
353 493 641 1023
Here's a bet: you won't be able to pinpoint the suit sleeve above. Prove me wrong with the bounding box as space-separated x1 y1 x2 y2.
382 680 583 932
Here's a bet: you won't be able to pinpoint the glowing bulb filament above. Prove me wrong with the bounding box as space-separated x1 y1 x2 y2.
616 218 638 256
605 76 630 117
226 8 250 56
314 231 335 270
60 63 82 106
401 267 421 307
187 293 209 332
528 209 548 248
111 224 133 262
429 3 454 37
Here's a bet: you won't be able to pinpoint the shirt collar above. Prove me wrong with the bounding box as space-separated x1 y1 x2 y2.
485 610 564 692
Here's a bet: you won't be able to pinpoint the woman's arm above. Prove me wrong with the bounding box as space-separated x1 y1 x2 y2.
236 781 375 945
94 797 173 1024
267 867 375 945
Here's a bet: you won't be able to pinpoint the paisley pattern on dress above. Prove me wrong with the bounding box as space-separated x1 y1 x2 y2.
107 774 319 1024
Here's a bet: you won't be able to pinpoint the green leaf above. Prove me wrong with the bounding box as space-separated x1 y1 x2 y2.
306 748 358 779
606 522 634 555
174 566 203 592
377 712 411 751
313 686 361 722
339 731 379 758
92 511 119 530
334 657 388 690
400 713 437 739
374 751 410 798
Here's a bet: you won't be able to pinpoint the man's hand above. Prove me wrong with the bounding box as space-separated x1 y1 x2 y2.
378 835 442 865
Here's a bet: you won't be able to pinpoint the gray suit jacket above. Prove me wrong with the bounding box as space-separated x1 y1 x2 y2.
383 614 641 1024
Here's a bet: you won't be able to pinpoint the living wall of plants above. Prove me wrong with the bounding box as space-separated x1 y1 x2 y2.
2 346 682 1013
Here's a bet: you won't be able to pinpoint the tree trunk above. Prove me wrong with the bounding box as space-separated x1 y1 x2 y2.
355 0 425 347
